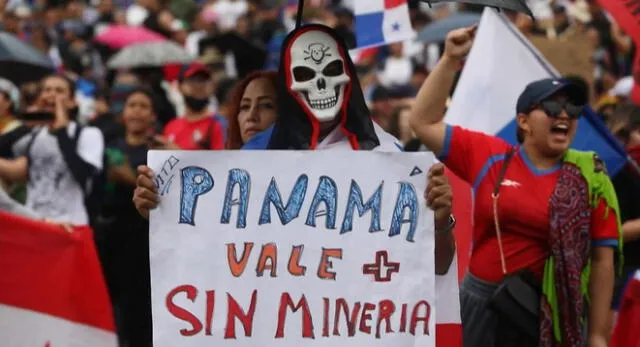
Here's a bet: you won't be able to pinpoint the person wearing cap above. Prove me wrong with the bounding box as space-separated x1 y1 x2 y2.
410 27 619 347
155 62 225 151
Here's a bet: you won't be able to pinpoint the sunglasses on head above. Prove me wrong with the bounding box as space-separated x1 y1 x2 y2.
533 100 584 119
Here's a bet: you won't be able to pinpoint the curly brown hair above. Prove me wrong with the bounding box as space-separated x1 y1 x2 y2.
225 70 278 149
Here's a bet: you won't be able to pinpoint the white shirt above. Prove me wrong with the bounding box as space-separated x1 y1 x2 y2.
126 4 149 26
210 0 248 31
13 123 104 225
377 56 413 88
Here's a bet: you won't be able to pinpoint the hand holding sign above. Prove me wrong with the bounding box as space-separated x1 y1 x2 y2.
425 163 452 230
133 165 158 220
148 151 437 346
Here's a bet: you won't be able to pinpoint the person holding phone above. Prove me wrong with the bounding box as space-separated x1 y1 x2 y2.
0 74 104 225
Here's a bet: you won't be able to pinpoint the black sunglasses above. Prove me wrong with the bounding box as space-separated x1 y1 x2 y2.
534 100 584 119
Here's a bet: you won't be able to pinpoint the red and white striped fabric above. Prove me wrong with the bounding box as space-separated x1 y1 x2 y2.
433 171 472 347
0 211 117 347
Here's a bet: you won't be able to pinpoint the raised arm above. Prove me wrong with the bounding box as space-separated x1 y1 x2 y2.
410 26 476 157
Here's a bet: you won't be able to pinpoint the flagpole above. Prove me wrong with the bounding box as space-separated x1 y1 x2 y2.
296 0 305 29
628 154 640 176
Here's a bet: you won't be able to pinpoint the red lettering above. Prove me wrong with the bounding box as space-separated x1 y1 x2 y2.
409 300 431 336
205 290 215 335
399 303 408 332
323 298 330 337
375 300 395 338
225 290 258 339
333 298 361 336
165 285 202 336
359 302 375 334
275 293 314 339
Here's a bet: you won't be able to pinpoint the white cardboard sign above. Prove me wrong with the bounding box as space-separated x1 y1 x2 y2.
149 150 436 347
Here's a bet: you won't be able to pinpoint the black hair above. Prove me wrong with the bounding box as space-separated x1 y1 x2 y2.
608 102 640 142
563 75 590 103
123 87 159 114
42 73 76 98
0 90 14 114
216 78 238 105
403 138 424 152
516 126 524 143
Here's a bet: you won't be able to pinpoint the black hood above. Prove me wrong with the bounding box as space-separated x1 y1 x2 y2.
267 24 380 150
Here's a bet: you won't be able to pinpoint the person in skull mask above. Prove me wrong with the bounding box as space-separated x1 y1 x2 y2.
153 63 225 150
133 24 460 340
241 24 462 341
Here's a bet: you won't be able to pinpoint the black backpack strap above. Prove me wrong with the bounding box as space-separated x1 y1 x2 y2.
25 128 41 180
493 147 518 197
25 129 39 159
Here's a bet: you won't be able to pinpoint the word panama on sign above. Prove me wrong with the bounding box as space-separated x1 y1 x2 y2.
149 151 436 347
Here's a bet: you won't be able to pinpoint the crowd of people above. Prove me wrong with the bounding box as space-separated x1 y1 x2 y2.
1 0 639 346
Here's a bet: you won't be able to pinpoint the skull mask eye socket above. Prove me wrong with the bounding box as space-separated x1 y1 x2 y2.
293 66 316 82
323 60 344 77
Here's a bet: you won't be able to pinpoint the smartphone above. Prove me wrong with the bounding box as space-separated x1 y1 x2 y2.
18 111 55 122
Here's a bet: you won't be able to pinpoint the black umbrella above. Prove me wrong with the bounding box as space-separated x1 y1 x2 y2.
199 33 268 78
420 0 533 17
0 32 54 85
417 12 482 43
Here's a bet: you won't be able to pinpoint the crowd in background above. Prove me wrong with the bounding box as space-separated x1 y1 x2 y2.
0 0 639 346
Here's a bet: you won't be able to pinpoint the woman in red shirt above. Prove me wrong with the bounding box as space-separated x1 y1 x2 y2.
409 27 620 347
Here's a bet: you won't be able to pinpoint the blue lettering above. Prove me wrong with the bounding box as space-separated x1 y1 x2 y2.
220 169 251 228
179 166 214 226
305 176 338 229
259 175 308 225
340 180 383 234
389 182 419 242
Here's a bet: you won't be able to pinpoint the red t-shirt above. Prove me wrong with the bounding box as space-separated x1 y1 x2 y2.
163 116 225 150
441 125 619 283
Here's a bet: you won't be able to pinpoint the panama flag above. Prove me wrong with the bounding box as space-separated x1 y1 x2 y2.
0 211 117 347
445 8 629 176
354 0 416 49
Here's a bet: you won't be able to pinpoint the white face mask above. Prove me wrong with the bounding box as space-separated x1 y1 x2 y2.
288 30 351 123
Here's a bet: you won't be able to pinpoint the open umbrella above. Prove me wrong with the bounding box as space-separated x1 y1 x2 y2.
94 25 166 49
0 32 54 85
107 41 194 69
420 0 533 17
417 12 482 43
199 33 267 78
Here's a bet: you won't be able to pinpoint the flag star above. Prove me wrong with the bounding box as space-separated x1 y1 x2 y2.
392 22 401 32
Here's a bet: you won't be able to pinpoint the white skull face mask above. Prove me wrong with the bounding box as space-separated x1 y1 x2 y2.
288 30 351 123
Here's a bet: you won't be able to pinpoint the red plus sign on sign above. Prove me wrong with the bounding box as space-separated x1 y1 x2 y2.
362 251 401 282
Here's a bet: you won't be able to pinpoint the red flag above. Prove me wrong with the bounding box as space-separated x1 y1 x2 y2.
612 272 640 347
597 0 640 104
448 170 472 281
0 211 117 346
432 170 473 347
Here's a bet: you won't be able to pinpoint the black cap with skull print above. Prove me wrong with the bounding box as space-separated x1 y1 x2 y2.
267 24 380 150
